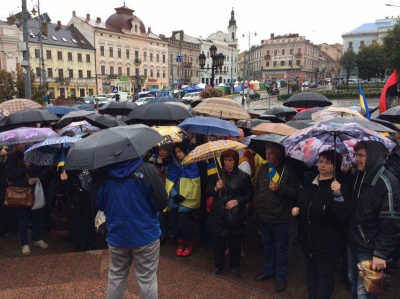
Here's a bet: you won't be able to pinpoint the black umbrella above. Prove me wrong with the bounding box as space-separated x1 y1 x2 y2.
371 119 400 133
283 92 332 108
257 114 286 123
236 119 271 130
191 99 204 108
125 103 192 124
378 106 400 123
262 106 297 117
7 108 58 125
321 117 396 133
248 134 287 159
64 124 163 170
145 97 182 105
286 120 316 130
56 110 96 128
97 102 138 116
83 114 126 129
292 107 326 120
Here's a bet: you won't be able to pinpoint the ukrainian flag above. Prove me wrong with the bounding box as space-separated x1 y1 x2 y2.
148 153 157 163
358 83 371 120
267 162 280 183
206 159 218 176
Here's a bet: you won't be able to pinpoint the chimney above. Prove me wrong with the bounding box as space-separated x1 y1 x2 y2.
7 16 14 25
41 21 48 37
72 11 76 17
270 33 274 40
148 27 151 33
96 17 101 23
56 20 61 30
86 13 90 22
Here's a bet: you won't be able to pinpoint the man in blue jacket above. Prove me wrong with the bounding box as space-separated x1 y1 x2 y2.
97 157 168 299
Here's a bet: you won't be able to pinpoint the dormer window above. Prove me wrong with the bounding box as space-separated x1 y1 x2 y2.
135 24 138 33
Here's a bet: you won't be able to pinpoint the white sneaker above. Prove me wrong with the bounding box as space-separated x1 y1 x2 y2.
33 240 49 249
22 245 31 256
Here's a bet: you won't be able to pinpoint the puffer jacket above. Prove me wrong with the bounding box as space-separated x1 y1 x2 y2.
206 166 253 236
253 158 302 223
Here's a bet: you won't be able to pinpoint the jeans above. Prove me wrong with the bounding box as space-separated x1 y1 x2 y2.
347 247 376 299
16 207 43 246
259 221 290 282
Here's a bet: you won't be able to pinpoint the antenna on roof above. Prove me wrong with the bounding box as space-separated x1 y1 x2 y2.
123 0 126 7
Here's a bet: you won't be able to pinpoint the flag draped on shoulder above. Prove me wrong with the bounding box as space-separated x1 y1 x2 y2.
358 83 371 120
379 70 398 114
267 162 280 183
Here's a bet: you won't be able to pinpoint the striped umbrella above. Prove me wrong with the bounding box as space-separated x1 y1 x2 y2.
0 99 42 114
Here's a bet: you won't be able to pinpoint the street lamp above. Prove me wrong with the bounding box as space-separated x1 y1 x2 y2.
241 31 256 105
30 0 46 86
386 3 400 7
198 45 225 88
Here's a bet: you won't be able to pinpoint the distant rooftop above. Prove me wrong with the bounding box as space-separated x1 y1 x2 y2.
343 17 399 36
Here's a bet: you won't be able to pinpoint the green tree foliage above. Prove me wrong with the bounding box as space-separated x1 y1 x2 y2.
199 87 225 99
0 70 15 102
15 66 26 98
14 66 45 104
339 49 356 91
383 22 400 73
356 43 385 81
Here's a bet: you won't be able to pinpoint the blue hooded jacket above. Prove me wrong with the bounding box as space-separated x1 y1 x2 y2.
96 158 168 247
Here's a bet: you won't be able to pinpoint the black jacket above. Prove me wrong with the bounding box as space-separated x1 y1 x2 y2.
298 176 348 261
206 167 253 236
348 141 400 259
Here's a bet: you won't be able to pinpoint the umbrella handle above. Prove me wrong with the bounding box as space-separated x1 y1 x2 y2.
333 131 337 179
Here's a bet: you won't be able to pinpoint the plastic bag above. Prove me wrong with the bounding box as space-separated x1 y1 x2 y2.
79 169 93 191
32 180 46 210
95 210 107 235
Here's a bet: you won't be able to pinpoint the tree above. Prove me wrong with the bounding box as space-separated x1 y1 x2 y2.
199 87 225 99
14 66 45 104
356 43 385 81
15 66 26 98
383 22 400 73
339 48 356 91
0 70 15 102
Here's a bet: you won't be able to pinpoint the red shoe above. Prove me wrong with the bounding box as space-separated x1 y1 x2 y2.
181 241 193 257
176 239 185 256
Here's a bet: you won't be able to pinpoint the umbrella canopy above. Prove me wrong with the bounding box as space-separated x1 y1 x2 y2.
57 110 96 128
193 97 250 120
257 114 286 123
190 99 204 108
6 108 58 125
248 134 287 159
236 119 271 130
125 103 192 123
250 123 297 136
178 116 241 137
145 97 181 105
0 127 59 146
43 105 79 116
371 118 400 133
311 107 366 122
74 104 96 111
24 136 82 165
321 116 396 133
64 124 163 170
164 101 190 110
183 140 246 165
283 92 333 108
83 113 126 129
0 99 43 114
378 106 400 123
0 107 10 124
283 122 396 166
97 101 138 116
60 121 100 135
262 106 297 117
152 126 188 145
286 120 316 130
292 107 326 120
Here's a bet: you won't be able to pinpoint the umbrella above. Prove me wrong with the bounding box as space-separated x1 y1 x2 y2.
0 99 43 114
321 117 396 133
145 97 181 105
152 126 188 145
248 134 287 159
283 92 332 108
357 260 390 296
262 106 297 117
0 127 59 146
236 119 271 130
293 107 326 120
64 124 163 170
283 122 396 166
193 97 251 120
24 136 82 165
178 116 241 137
250 123 298 136
286 120 316 130
257 114 286 123
371 119 400 133
190 99 204 108
43 105 80 116
56 110 96 128
83 113 126 129
125 103 192 124
164 101 190 110
97 101 138 116
74 104 96 111
60 121 100 135
240 134 257 146
311 107 366 122
378 106 400 123
0 107 10 124
6 108 58 125
182 140 246 165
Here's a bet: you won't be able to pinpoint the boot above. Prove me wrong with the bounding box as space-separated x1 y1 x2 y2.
181 241 193 257
176 239 185 257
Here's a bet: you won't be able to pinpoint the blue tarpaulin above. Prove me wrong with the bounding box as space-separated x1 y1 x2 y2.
183 86 203 93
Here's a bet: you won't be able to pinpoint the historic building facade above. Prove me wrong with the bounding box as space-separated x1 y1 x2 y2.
0 21 22 74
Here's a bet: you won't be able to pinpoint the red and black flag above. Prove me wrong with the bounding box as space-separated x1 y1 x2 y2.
379 70 398 114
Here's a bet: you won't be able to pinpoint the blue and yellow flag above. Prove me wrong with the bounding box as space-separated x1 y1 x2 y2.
267 162 280 183
358 83 371 120
206 159 218 176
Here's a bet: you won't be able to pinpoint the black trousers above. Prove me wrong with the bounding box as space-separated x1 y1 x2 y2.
302 250 337 299
212 233 242 270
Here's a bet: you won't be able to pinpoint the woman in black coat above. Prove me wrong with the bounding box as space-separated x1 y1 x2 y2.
292 150 349 299
206 149 253 278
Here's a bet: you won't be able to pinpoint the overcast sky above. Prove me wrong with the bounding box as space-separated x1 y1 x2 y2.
1 0 398 50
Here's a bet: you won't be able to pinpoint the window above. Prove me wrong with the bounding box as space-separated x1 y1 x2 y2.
36 67 41 77
72 39 77 43
100 46 105 56
62 37 67 42
360 40 365 47
144 52 147 61
170 54 173 62
135 68 139 76
135 24 138 33
68 52 73 61
163 70 166 78
118 67 122 76
296 60 301 66
349 41 353 48
109 47 113 57
68 69 73 78
58 69 64 79
150 53 153 62
290 48 293 55
157 70 160 78
86 54 90 62
297 48 301 54
273 61 277 66
126 49 130 59
163 54 165 63
77 53 82 62
47 68 53 78
46 50 52 59
101 65 105 75
127 67 130 76
110 66 114 75
78 70 83 78
35 49 40 58
144 69 147 77
280 61 285 66
282 49 285 55
118 48 121 58
150 69 153 77
87 70 91 78
267 50 270 55
266 62 270 67
207 52 209 58
273 50 278 56
156 54 159 62
135 51 139 59
51 36 58 41
289 60 293 66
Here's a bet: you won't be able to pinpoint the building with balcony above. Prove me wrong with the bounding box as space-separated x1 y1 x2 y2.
342 17 399 53
69 5 169 94
0 20 22 74
317 43 342 79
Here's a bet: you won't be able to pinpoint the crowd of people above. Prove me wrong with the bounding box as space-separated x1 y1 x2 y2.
1 120 400 299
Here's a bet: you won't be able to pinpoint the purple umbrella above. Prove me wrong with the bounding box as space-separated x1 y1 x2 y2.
0 127 59 146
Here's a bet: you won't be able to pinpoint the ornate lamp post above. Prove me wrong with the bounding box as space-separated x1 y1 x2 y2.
198 45 225 88
30 2 46 86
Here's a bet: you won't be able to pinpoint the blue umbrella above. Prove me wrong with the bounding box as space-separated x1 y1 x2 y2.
178 116 241 137
24 136 82 165
43 106 79 116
